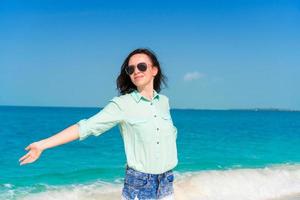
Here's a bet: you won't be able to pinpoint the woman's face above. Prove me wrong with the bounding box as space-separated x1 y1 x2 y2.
127 53 158 89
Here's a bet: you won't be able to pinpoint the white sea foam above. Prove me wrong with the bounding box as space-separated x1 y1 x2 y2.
3 164 300 200
172 163 300 200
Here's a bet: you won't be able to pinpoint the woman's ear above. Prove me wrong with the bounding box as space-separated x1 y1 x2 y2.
152 66 158 77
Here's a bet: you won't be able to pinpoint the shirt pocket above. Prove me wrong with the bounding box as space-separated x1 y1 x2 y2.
160 113 176 138
127 118 148 124
127 118 153 142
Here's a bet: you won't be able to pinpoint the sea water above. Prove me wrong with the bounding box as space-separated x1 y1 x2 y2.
0 106 299 200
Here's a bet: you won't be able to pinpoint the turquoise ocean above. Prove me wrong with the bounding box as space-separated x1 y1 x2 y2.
0 106 300 200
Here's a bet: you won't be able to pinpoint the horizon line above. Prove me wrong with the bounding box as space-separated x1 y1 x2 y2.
0 104 299 112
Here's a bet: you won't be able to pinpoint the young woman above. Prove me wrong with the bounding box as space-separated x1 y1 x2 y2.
19 48 178 200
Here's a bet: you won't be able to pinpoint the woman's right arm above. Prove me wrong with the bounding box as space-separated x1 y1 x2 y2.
19 96 124 166
19 124 80 166
19 97 124 165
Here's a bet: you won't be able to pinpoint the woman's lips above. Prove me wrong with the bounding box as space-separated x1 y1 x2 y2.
134 75 144 80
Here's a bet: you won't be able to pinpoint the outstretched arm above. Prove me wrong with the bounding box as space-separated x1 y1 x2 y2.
19 124 80 166
19 97 124 166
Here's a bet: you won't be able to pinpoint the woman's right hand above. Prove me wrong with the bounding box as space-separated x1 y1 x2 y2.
18 124 80 166
19 142 44 166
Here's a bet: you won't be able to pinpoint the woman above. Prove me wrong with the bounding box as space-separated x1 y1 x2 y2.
19 48 178 200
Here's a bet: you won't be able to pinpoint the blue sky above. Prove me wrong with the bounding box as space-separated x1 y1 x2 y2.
0 0 299 110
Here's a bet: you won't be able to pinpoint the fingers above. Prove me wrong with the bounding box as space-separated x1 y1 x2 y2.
20 155 34 166
25 144 31 151
19 144 32 165
20 144 39 166
19 152 31 162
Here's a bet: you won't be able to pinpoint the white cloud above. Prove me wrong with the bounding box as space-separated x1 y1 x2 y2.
183 71 205 81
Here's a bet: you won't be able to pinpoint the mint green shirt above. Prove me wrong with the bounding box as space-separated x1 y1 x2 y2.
76 89 178 174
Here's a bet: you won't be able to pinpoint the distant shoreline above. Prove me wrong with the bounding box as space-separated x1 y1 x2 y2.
0 105 299 112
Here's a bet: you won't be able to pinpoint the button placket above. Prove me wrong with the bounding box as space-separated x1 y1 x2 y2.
150 101 160 147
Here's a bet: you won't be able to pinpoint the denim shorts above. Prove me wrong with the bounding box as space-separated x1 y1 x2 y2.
121 165 175 200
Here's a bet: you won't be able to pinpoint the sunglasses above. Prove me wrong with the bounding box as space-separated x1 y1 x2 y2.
125 62 148 75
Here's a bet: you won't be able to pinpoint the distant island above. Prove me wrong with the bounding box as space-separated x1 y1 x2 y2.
174 107 300 112
226 108 299 112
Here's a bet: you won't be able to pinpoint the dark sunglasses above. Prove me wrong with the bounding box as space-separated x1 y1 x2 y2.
125 62 148 75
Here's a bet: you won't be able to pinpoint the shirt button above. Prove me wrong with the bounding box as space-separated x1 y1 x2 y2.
154 115 157 118
156 128 159 131
150 102 153 105
157 142 159 144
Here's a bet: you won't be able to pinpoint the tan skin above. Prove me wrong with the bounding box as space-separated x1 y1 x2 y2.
19 53 158 165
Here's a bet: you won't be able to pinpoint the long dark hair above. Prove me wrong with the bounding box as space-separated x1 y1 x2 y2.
116 48 168 95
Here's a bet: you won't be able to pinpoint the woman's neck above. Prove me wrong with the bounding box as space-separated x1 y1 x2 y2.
137 84 154 101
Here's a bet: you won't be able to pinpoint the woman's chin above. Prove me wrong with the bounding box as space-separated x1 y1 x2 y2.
133 80 145 86
134 82 147 88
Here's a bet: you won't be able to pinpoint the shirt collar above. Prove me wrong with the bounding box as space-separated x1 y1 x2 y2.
131 89 160 103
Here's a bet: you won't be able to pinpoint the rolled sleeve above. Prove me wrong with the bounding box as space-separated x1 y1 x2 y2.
76 97 124 141
76 119 91 141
